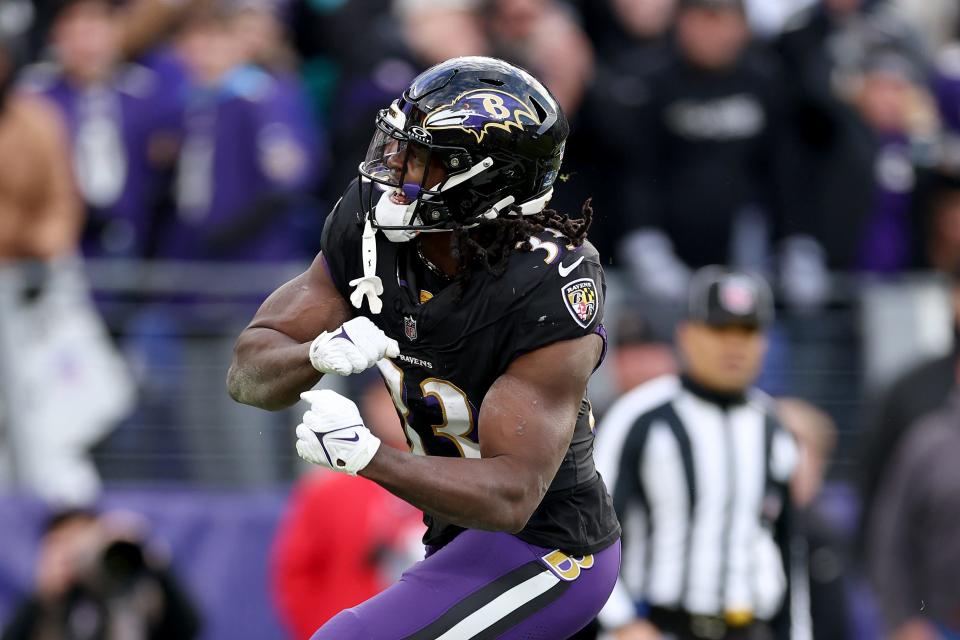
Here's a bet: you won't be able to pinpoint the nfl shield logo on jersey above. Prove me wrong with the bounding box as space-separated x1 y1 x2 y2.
404 315 418 341
561 278 598 328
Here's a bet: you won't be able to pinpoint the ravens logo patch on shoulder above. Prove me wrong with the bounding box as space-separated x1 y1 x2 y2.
562 278 598 328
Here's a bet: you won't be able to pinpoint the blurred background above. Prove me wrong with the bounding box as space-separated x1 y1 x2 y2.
0 0 958 638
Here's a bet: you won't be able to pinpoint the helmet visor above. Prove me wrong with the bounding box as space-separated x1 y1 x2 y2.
360 105 437 199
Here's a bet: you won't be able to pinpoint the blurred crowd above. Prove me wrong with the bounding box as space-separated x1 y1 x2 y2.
1 0 958 289
0 0 958 638
2 508 200 640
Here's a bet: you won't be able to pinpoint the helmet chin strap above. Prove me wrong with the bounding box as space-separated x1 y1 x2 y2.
349 215 384 314
352 186 431 313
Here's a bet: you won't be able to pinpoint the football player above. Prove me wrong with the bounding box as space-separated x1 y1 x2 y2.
228 56 620 639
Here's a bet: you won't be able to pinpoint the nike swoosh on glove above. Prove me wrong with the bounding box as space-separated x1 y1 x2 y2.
309 316 400 376
296 389 381 475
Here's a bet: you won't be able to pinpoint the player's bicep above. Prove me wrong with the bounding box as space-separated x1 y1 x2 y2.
479 334 602 482
245 252 351 343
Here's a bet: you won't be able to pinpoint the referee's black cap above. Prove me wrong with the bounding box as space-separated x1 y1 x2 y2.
687 266 774 329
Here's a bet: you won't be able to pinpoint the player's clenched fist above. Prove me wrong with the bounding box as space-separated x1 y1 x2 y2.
308 316 399 376
295 389 381 475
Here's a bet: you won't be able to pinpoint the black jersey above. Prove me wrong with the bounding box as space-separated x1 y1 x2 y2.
321 181 620 554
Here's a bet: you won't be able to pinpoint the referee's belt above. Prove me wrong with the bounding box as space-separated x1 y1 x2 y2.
648 606 759 639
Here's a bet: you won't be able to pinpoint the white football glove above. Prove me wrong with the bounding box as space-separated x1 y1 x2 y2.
295 389 381 475
309 316 400 376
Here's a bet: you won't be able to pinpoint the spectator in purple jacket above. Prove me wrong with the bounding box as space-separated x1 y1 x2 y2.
159 3 323 264
21 0 182 261
847 50 939 273
110 3 325 487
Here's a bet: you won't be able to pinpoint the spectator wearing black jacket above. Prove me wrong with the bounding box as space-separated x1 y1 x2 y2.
868 375 960 640
856 263 960 558
568 0 676 266
613 0 811 325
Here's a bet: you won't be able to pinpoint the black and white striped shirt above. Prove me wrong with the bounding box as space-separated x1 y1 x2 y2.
595 374 797 628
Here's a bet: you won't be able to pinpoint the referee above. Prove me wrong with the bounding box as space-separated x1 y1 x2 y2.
595 266 797 640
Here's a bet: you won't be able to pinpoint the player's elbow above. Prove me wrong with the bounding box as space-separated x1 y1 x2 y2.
226 363 287 411
498 501 537 534
226 363 255 405
501 509 533 534
486 462 554 533
496 485 541 533
226 364 244 402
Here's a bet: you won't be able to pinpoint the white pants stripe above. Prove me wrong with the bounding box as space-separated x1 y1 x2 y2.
436 570 561 639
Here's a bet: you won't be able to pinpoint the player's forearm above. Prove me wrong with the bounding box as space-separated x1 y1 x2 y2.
227 328 321 410
360 446 546 533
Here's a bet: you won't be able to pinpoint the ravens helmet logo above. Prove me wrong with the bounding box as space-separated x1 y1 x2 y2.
423 89 540 143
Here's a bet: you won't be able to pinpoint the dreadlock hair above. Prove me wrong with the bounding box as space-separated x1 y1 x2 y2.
449 198 594 291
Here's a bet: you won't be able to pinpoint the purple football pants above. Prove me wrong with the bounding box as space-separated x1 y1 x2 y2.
311 529 620 639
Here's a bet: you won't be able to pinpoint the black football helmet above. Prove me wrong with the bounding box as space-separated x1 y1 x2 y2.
359 56 569 234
